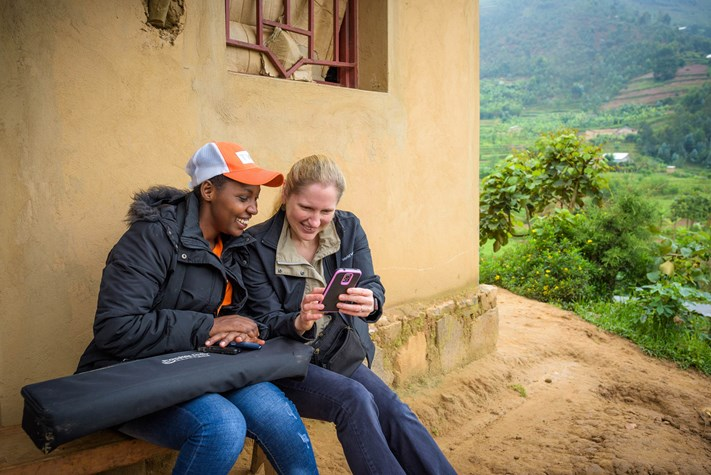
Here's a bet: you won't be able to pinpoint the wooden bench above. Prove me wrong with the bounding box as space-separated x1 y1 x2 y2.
0 426 173 474
0 425 273 475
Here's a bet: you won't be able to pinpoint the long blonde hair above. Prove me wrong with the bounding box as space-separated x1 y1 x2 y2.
279 154 346 209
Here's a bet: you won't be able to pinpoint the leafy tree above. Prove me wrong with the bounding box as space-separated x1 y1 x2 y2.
690 149 700 163
651 45 680 81
670 193 711 224
571 83 585 99
638 11 651 26
683 133 696 154
480 129 611 251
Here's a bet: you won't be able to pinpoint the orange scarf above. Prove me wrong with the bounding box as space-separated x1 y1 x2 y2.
211 237 233 313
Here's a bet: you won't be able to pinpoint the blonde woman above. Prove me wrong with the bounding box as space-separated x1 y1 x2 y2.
243 154 455 475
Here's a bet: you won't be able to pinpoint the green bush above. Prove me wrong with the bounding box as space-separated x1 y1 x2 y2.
523 192 658 298
481 192 660 304
633 281 711 335
480 233 598 305
571 224 711 373
650 226 711 291
574 193 658 296
670 193 711 224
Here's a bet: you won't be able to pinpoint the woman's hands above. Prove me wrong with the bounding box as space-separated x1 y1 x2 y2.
295 289 326 334
294 286 376 335
207 315 265 347
338 287 376 317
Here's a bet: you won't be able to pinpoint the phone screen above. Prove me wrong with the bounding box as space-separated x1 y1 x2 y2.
321 268 362 313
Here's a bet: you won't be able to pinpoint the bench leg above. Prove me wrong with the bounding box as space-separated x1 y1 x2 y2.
249 439 277 475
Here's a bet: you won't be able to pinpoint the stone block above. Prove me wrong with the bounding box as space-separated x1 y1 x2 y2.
436 315 465 372
425 300 455 317
478 284 498 312
371 318 403 343
394 332 428 384
370 345 394 386
368 286 498 389
456 294 479 318
467 308 499 359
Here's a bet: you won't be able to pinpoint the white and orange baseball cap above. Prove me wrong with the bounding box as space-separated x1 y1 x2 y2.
186 142 284 189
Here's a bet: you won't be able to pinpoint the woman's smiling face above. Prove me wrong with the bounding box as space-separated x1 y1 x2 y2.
284 183 339 243
204 178 261 238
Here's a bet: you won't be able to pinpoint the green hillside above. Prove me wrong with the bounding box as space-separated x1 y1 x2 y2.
480 0 711 112
479 0 711 170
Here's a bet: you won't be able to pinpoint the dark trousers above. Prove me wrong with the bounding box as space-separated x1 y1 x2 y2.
276 363 457 475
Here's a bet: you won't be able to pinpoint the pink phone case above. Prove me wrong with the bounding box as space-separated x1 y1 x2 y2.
321 268 362 312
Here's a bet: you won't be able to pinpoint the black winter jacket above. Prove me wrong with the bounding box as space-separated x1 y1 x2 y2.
76 186 253 372
242 208 385 364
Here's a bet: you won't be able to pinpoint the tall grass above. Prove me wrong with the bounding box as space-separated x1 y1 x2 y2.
575 300 711 374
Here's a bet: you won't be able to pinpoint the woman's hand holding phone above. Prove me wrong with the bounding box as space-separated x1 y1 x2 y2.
320 268 374 317
338 287 375 317
321 269 362 312
295 288 326 334
295 269 373 333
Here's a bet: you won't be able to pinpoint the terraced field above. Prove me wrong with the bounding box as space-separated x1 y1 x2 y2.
603 64 710 110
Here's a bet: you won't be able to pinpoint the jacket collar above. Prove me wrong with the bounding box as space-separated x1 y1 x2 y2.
260 207 288 251
275 218 340 267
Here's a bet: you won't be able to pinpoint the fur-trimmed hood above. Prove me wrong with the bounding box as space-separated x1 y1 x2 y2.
125 186 188 225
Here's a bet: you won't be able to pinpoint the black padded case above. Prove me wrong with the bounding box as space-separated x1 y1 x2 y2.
21 337 312 453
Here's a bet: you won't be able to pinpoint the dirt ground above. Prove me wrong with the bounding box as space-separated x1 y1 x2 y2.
290 288 711 474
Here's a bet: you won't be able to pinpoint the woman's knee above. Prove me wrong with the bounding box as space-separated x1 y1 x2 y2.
345 379 377 406
254 387 302 428
325 377 379 426
233 381 289 406
181 394 247 452
226 382 298 421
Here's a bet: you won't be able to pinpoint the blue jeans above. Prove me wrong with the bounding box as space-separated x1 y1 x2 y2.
119 382 318 475
276 364 456 475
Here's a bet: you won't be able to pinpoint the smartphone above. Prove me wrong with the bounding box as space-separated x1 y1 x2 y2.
197 341 262 355
231 341 262 350
321 268 362 313
197 345 240 355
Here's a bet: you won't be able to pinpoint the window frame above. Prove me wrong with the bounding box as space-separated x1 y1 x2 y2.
225 0 358 88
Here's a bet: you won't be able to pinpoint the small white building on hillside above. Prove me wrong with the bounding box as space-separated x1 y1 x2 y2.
605 152 631 164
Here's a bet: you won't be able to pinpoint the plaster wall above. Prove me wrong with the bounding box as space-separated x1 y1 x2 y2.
0 0 479 424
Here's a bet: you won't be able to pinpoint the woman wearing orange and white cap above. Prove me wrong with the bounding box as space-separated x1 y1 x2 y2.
76 142 318 475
